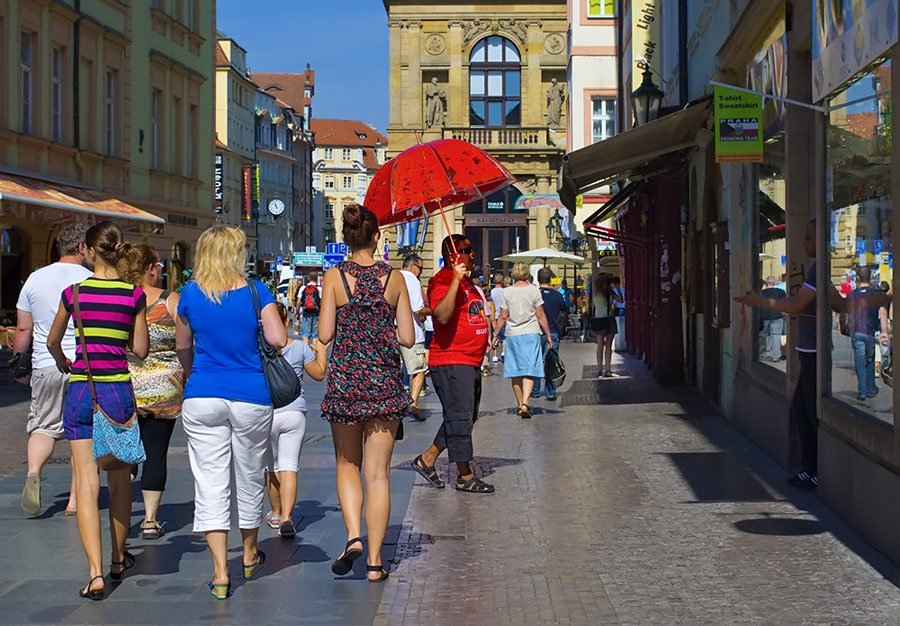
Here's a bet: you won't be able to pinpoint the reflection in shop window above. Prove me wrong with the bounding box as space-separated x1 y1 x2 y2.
755 136 787 369
827 60 892 425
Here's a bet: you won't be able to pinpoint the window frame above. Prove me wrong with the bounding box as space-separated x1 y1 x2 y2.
20 31 34 134
586 0 616 18
105 70 117 156
325 176 335 189
468 36 521 128
343 175 353 189
342 147 352 161
51 46 63 142
591 97 617 144
324 147 333 160
151 89 161 169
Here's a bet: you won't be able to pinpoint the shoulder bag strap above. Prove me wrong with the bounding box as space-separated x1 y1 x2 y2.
338 269 353 301
72 285 98 406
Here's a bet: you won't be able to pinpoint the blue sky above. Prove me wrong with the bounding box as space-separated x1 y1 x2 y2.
216 0 390 132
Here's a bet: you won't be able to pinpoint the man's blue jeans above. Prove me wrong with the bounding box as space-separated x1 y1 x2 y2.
852 332 877 397
533 332 560 397
300 313 318 340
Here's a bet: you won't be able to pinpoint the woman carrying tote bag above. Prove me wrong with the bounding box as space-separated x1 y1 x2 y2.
175 225 287 600
47 221 149 601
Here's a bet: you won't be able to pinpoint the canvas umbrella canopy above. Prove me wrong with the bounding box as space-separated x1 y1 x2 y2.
495 247 587 267
364 138 516 254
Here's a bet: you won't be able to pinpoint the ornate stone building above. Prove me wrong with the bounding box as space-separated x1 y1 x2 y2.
383 0 568 277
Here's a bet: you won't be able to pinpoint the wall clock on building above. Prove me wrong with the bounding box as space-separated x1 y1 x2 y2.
268 198 286 217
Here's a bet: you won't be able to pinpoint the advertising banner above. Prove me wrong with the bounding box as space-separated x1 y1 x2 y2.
241 166 251 221
812 0 898 101
714 85 763 164
632 0 660 80
251 164 260 220
214 153 223 213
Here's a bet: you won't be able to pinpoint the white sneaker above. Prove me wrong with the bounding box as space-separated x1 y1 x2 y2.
491 356 499 363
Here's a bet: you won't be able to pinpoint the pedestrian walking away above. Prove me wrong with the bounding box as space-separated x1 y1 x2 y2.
265 303 326 539
412 234 496 494
489 273 506 363
318 204 415 583
14 223 92 517
121 244 184 540
494 262 553 418
175 225 287 600
297 272 321 343
399 254 430 421
534 267 566 401
591 273 622 378
46 221 149 601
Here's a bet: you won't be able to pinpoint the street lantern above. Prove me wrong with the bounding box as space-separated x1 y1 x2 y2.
545 212 561 244
631 68 664 127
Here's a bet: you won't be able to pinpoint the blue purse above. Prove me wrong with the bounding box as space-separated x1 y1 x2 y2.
73 286 146 471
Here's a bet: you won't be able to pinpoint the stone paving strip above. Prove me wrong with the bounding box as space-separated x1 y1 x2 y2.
373 343 900 625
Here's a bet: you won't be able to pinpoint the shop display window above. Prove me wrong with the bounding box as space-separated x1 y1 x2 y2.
826 61 893 424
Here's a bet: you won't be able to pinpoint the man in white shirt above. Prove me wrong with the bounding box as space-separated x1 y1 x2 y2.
400 255 429 421
15 223 92 516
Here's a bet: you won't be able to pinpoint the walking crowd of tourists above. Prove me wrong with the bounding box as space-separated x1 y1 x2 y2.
13 204 617 602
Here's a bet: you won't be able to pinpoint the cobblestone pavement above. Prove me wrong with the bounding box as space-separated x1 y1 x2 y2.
373 342 900 625
1 342 900 624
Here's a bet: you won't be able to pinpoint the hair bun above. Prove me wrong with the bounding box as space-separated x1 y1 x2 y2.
342 204 362 229
341 204 379 251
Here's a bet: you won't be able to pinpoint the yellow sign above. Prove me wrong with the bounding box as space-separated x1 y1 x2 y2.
632 0 660 80
575 195 583 210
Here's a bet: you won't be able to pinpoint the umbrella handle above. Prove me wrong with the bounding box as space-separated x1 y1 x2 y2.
437 201 459 259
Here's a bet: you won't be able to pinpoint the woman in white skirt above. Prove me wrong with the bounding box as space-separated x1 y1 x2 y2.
265 303 326 538
493 262 553 419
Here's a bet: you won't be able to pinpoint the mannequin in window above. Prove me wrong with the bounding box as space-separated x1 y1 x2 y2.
425 78 446 129
546 78 564 128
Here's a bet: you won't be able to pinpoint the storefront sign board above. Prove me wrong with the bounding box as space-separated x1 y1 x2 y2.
214 153 223 212
632 0 660 80
714 85 764 163
812 0 898 102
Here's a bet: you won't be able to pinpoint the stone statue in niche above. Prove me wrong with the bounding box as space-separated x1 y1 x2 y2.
425 77 447 128
546 78 565 128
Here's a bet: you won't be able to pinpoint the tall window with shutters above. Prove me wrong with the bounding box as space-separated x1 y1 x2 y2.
469 36 521 128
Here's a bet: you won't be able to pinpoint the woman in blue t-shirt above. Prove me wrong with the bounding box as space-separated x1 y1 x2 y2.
175 225 287 600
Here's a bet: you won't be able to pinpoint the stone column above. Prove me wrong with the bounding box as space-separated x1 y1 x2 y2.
404 21 422 128
525 21 543 126
388 22 403 128
448 21 464 127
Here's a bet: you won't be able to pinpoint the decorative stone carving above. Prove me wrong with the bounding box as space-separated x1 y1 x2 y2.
546 78 564 128
497 19 528 44
544 33 565 55
425 78 447 128
425 33 446 55
463 19 492 45
520 178 537 194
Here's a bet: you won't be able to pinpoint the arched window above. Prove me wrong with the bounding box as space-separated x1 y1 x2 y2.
469 36 521 128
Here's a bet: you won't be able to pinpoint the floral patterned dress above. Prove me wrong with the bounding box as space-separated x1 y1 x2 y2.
129 291 184 419
321 261 409 425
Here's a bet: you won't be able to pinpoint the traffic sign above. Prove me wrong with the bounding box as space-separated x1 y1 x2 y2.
326 243 348 256
276 255 283 266
856 238 866 255
294 252 324 267
875 239 884 253
323 254 344 271
268 262 276 273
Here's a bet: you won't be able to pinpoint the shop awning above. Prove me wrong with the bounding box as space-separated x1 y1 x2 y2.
558 100 711 211
0 174 164 232
582 181 640 229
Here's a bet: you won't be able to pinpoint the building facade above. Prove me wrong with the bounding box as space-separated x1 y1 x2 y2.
310 118 386 250
0 0 216 304
561 0 900 565
383 0 568 277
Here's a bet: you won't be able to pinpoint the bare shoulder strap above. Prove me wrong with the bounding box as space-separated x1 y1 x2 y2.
71 285 97 405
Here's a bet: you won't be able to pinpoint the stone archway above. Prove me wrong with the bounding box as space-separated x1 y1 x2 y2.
0 226 30 321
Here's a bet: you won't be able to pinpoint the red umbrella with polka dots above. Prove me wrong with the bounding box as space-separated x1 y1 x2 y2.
364 138 516 255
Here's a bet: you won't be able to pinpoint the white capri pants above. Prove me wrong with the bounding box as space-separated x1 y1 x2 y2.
181 398 273 532
268 409 307 473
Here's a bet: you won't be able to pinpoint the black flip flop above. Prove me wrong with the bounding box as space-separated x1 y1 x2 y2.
517 404 532 419
367 564 389 583
331 537 363 575
456 476 495 493
79 575 105 601
109 551 135 581
411 455 445 488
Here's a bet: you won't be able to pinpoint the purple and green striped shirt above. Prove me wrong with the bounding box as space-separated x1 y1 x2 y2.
62 278 146 383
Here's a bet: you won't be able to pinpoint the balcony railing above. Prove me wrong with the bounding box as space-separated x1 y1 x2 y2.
442 126 560 150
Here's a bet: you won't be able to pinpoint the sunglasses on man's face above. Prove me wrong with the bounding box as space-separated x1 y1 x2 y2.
456 246 474 256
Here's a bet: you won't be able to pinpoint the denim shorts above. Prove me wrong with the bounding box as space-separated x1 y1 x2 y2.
63 381 137 441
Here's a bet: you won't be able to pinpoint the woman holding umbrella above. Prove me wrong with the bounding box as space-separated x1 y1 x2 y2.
492 262 553 418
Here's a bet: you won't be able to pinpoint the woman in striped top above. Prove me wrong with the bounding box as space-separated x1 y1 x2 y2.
47 221 149 601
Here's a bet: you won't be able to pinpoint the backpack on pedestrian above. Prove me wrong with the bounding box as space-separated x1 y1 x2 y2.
544 348 566 389
301 284 320 314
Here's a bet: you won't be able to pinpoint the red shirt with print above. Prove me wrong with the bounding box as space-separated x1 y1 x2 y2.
427 268 490 368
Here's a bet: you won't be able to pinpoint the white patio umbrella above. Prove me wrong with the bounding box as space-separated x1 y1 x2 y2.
495 246 586 267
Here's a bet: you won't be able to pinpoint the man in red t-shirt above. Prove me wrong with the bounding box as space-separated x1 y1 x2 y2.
411 235 494 493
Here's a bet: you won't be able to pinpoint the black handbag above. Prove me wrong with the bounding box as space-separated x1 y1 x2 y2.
544 347 566 389
248 280 302 409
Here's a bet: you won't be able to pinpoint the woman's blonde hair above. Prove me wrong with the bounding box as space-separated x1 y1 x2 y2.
193 225 247 303
511 262 531 282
